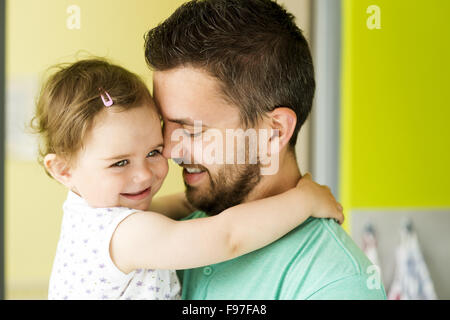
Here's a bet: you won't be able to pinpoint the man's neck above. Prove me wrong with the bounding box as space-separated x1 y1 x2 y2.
244 149 302 203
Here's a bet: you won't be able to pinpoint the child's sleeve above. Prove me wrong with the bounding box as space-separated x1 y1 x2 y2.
98 207 141 281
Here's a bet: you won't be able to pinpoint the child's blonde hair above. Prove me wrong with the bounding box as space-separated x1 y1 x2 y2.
30 58 152 174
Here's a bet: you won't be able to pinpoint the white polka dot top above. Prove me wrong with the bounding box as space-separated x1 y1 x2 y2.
48 191 181 300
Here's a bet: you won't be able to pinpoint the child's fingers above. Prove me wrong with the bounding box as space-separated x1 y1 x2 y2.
329 202 344 225
335 211 345 225
302 172 312 180
336 202 344 224
296 172 312 188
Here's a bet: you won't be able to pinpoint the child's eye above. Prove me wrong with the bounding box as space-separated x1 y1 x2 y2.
147 149 162 158
112 160 129 167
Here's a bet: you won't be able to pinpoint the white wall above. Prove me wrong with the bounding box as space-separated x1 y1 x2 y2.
279 0 312 175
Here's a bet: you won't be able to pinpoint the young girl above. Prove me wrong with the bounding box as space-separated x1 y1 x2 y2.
31 59 343 300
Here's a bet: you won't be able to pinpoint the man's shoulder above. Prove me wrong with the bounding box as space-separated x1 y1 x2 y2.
279 217 386 299
184 212 370 274
182 211 386 299
185 213 373 278
184 210 207 220
292 217 371 272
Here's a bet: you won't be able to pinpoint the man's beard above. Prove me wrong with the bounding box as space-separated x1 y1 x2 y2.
185 163 262 216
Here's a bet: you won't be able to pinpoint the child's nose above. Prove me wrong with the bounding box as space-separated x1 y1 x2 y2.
132 165 153 184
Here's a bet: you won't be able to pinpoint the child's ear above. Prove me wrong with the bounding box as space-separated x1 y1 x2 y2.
43 154 73 188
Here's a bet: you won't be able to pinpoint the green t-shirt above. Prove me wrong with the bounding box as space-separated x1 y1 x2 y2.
177 211 387 300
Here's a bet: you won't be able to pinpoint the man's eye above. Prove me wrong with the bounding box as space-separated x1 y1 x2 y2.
147 149 162 157
183 129 202 138
112 160 129 167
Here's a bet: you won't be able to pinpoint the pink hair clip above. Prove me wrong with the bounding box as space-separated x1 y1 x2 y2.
99 88 114 107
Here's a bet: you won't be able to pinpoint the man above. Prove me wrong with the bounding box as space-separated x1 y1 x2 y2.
145 0 386 299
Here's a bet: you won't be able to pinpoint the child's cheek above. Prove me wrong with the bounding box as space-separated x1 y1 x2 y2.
161 158 169 179
153 157 169 188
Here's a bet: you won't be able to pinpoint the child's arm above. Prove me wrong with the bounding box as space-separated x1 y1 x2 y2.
110 173 343 274
149 192 195 220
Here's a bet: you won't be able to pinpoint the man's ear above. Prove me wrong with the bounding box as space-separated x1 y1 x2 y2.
265 107 297 155
43 154 73 188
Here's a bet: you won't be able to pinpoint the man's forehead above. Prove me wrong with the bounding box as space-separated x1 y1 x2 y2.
153 68 240 127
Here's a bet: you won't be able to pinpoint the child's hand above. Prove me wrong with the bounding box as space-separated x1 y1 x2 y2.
296 173 344 225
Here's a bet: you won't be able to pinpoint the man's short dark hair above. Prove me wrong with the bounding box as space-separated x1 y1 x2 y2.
144 0 315 149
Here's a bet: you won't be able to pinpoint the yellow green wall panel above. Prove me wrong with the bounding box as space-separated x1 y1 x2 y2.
340 0 450 230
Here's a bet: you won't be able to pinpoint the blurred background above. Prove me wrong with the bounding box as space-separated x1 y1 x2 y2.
0 0 449 299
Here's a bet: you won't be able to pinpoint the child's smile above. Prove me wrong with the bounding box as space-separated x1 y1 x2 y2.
120 186 152 201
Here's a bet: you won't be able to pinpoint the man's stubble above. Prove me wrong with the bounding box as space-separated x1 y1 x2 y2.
185 162 262 216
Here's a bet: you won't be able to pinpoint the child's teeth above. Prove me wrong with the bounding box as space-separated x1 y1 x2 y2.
186 168 203 173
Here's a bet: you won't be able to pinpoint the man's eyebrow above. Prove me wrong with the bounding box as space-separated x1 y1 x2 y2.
102 143 164 161
168 118 209 127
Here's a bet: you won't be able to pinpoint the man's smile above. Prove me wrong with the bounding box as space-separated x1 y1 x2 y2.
181 165 208 186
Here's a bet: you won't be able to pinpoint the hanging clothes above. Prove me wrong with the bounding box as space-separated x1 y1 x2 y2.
388 219 437 300
362 222 381 268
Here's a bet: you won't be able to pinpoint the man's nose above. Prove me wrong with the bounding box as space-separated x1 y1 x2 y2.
162 139 179 160
162 124 184 162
